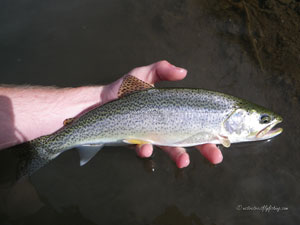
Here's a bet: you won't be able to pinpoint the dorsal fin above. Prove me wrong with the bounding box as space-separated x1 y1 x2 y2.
117 75 153 98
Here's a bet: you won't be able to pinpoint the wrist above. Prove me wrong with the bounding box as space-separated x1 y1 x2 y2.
0 85 104 149
34 85 104 137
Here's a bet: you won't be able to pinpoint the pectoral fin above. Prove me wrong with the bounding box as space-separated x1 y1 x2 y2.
77 144 104 166
118 75 154 98
217 135 231 148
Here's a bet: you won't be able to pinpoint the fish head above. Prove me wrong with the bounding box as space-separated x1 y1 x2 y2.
223 104 283 143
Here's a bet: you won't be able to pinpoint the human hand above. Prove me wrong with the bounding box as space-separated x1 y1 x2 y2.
101 60 223 168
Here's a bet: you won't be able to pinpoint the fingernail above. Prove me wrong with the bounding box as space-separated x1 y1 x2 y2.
176 153 190 168
175 67 187 73
213 154 223 164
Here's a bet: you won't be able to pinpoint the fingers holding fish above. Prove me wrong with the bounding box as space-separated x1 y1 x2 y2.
135 143 222 168
135 144 153 158
134 144 190 168
159 146 190 169
196 144 223 164
158 144 222 168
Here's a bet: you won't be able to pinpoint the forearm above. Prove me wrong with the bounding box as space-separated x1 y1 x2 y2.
0 85 103 150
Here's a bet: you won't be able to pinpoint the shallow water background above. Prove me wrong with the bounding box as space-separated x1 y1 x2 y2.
1 0 300 224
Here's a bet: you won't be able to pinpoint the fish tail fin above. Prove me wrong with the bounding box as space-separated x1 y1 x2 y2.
12 139 52 179
12 141 105 179
10 133 105 179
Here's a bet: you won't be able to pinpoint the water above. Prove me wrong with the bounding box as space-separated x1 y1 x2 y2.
1 0 299 224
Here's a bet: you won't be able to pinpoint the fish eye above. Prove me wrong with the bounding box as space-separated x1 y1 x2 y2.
260 114 271 124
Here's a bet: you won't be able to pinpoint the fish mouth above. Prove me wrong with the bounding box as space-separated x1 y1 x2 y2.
256 119 283 140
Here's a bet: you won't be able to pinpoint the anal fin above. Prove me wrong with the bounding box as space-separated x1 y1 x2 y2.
77 144 104 166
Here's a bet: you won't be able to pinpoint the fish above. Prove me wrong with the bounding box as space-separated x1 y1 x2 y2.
12 75 283 178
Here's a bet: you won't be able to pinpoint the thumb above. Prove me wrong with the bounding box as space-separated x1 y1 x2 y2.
129 60 187 84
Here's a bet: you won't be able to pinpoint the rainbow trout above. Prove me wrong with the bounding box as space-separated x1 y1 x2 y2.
14 76 283 178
